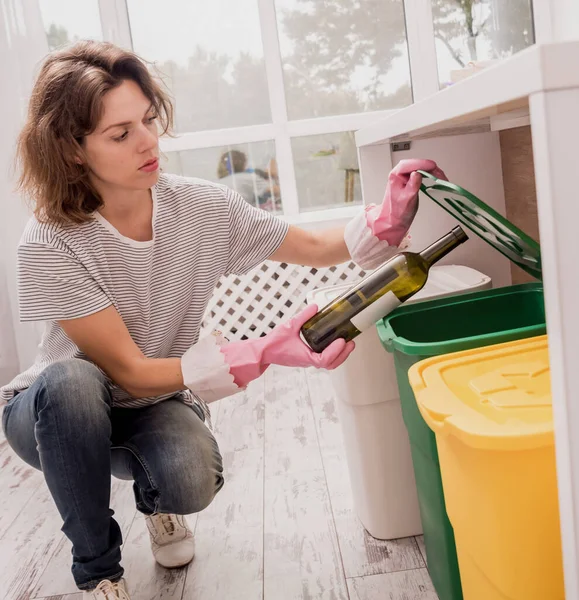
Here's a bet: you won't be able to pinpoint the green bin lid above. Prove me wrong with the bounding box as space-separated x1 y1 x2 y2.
417 170 542 280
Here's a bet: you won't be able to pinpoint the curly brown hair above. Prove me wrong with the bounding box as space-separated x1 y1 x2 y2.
16 40 174 226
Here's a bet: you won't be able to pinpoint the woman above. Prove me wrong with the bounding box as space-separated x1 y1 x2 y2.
0 40 443 600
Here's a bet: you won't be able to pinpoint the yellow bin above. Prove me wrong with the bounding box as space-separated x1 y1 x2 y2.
409 335 564 600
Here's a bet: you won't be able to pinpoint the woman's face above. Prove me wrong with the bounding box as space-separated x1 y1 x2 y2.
83 79 160 193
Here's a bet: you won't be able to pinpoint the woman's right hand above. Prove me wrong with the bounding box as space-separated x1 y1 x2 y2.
367 159 447 246
344 158 447 270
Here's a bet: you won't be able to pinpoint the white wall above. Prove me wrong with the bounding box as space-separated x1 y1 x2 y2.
0 259 18 385
358 131 512 289
0 1 50 382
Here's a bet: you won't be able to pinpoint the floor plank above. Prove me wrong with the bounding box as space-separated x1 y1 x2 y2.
347 568 438 600
120 513 191 600
32 479 137 598
0 438 44 541
181 371 266 600
213 378 265 454
181 448 264 600
264 468 349 600
415 536 427 566
263 366 348 600
0 482 64 600
307 371 425 579
264 366 323 478
305 370 347 455
35 594 82 600
322 450 424 579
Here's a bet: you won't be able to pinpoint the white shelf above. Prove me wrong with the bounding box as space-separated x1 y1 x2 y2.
356 41 579 146
357 40 579 600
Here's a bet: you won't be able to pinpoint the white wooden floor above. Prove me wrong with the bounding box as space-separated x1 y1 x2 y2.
0 366 437 600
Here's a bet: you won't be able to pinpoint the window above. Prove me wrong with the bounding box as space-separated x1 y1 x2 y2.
64 0 538 220
39 0 102 51
163 141 282 214
127 0 271 132
432 0 535 87
127 0 413 217
292 132 361 212
275 0 412 120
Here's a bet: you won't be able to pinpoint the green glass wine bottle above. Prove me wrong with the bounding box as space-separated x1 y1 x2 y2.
301 226 469 352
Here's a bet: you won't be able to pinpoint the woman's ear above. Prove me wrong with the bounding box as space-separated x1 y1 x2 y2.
70 136 86 165
72 146 86 166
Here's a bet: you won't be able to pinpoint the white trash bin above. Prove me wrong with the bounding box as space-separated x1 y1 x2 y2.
307 265 491 540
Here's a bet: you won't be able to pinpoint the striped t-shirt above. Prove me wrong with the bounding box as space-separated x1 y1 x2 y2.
0 173 289 410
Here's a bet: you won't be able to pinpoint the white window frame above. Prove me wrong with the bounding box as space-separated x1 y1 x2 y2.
533 0 579 44
97 0 542 224
96 0 412 223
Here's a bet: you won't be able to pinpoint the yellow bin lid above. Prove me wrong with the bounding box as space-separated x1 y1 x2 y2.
409 335 553 451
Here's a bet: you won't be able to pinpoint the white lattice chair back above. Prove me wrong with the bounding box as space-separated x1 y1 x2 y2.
202 260 367 340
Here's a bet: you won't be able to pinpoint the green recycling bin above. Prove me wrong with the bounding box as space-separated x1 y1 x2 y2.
375 173 545 600
377 284 545 600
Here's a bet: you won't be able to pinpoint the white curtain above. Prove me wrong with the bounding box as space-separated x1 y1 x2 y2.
0 0 49 385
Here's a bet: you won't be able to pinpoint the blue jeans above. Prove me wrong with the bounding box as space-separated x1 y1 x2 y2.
1 358 224 591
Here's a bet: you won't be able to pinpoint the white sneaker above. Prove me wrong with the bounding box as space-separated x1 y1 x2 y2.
145 513 195 568
83 578 130 599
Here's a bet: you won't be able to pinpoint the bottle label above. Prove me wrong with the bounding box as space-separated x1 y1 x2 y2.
350 291 401 332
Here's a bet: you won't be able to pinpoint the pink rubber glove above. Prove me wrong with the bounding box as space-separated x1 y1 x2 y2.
180 306 355 403
368 159 447 246
221 304 356 387
344 159 447 270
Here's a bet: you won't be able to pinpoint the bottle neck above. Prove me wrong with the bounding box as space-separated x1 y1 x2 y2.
419 226 468 267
